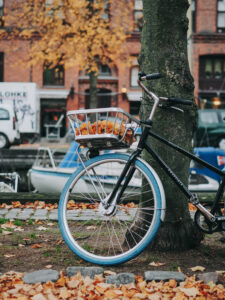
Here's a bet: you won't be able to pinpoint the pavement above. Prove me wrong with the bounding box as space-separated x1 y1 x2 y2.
0 207 137 221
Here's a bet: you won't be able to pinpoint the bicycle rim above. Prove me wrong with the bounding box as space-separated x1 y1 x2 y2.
58 153 162 265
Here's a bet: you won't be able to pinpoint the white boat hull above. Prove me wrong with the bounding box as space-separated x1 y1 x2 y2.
30 167 78 193
30 165 141 194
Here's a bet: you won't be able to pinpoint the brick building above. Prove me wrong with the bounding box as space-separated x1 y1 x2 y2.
189 0 225 109
0 0 143 139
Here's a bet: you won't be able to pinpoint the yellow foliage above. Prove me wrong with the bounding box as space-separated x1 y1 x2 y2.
1 0 133 73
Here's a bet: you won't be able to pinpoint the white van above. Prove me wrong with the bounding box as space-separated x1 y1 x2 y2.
0 104 20 149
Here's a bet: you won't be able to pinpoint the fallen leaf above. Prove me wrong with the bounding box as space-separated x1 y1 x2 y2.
1 223 17 229
168 279 177 288
47 222 54 226
4 254 15 258
55 276 66 287
149 261 166 267
104 270 117 276
216 270 225 274
37 226 47 231
31 243 43 249
67 278 79 288
56 240 63 245
86 225 96 230
105 289 123 298
2 230 13 235
14 227 24 232
59 288 71 298
31 293 46 300
190 266 206 272
179 287 199 297
45 265 53 269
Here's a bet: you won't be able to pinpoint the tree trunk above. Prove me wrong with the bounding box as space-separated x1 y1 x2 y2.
89 71 98 109
138 0 203 250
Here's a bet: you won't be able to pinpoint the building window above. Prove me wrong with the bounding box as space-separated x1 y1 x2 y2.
200 56 225 79
0 52 3 82
217 0 225 33
130 101 141 115
0 0 4 27
199 55 225 90
99 64 111 76
43 64 64 86
130 66 139 87
134 0 143 32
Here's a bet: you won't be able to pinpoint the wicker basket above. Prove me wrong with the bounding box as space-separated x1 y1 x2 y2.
67 107 140 150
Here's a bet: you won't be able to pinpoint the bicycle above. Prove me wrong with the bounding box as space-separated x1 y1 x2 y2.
58 72 225 266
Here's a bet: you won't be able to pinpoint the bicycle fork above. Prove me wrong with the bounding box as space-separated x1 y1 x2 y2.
102 149 141 211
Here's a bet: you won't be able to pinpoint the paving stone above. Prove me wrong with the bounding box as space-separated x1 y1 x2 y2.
16 209 34 220
144 271 186 282
5 209 21 219
31 209 48 220
105 273 135 286
197 272 220 284
48 209 58 220
0 209 9 217
23 269 60 284
66 266 104 279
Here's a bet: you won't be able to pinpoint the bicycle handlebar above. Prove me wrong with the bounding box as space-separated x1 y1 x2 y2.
138 72 193 106
139 72 163 81
166 97 192 106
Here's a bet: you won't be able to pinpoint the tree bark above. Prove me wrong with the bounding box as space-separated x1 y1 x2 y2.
138 0 203 250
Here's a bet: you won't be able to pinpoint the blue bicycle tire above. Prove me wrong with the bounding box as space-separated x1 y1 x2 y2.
58 153 163 266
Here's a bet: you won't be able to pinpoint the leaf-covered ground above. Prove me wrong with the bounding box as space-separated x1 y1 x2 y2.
0 270 225 299
0 201 225 298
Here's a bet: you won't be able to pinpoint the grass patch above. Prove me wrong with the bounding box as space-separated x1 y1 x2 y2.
169 262 180 271
13 220 24 227
0 218 9 224
29 233 37 240
43 251 51 257
27 219 34 225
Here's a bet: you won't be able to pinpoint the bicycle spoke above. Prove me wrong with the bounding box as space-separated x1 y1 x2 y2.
59 155 161 265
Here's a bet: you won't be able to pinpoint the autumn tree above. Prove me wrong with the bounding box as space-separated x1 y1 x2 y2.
138 0 203 250
1 0 132 108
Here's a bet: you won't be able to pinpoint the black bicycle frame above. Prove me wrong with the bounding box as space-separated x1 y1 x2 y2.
106 123 225 219
145 129 225 211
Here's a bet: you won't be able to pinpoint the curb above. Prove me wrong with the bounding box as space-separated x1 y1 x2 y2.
21 267 224 286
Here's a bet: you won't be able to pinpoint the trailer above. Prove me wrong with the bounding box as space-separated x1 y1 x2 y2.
0 82 40 142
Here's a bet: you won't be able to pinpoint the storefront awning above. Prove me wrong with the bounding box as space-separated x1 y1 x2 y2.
127 91 142 101
39 89 69 99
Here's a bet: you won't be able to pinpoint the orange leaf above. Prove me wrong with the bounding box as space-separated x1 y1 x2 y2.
31 243 42 249
56 276 66 287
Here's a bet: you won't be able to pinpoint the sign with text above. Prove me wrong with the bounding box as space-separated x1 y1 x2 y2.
0 82 39 133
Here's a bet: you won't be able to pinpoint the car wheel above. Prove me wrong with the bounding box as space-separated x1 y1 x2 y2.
218 138 225 150
0 133 9 149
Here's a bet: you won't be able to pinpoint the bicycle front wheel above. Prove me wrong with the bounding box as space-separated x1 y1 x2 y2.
58 153 163 265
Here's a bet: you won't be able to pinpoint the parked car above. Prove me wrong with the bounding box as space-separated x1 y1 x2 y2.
190 147 225 184
0 103 20 149
194 109 225 149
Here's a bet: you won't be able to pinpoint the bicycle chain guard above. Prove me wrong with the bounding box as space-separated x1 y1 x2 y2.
194 205 221 233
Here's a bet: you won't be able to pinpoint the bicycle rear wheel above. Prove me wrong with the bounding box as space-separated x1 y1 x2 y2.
58 153 164 265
